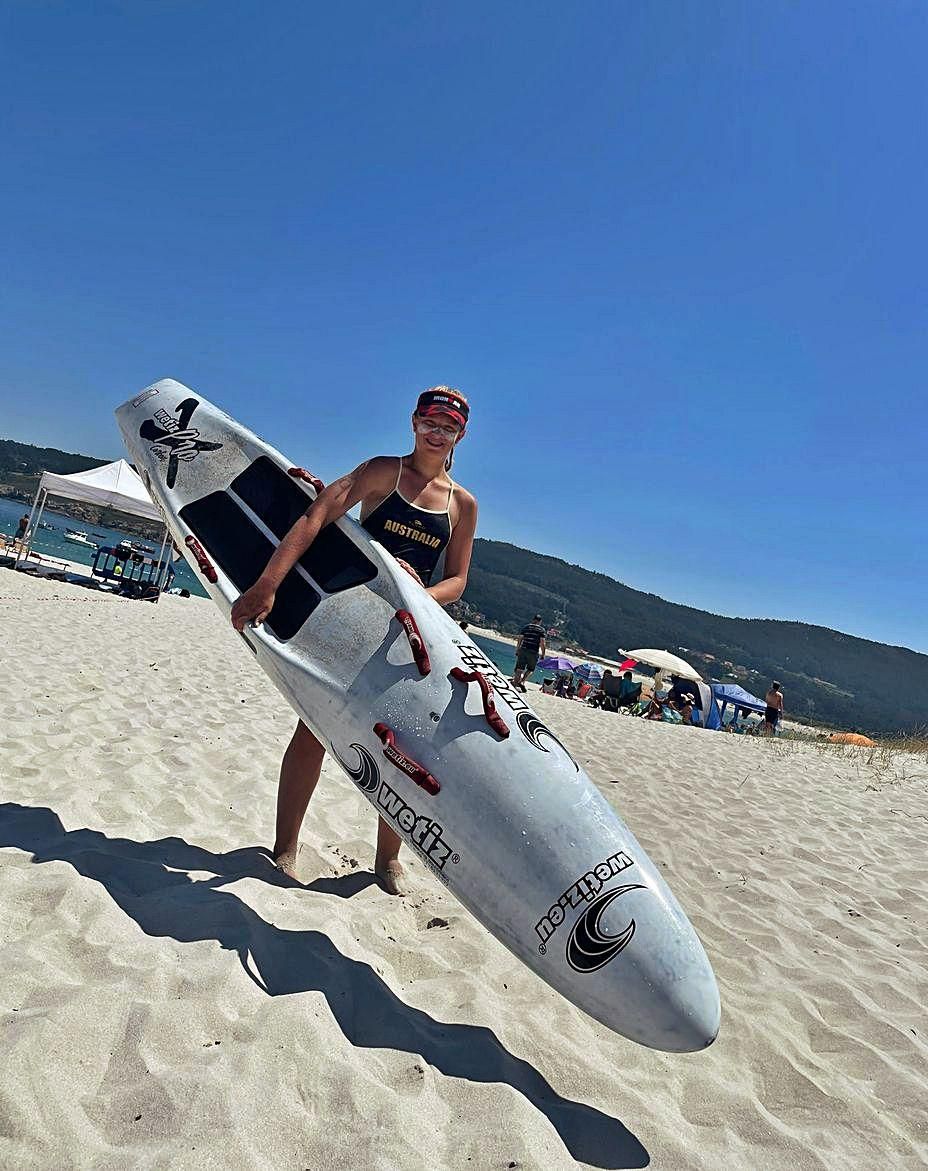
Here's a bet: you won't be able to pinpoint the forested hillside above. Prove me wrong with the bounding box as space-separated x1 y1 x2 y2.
463 540 927 735
0 438 101 479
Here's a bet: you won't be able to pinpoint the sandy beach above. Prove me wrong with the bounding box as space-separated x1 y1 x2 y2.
1 571 926 1169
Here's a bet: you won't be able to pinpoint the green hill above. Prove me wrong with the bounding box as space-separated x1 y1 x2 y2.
462 540 926 736
0 438 101 480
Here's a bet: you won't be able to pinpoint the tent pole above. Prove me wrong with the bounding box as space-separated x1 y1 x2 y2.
153 524 171 599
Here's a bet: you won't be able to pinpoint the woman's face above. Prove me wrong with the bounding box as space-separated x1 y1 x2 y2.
412 411 463 456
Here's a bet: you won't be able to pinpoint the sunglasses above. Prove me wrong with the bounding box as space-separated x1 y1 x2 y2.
415 418 461 440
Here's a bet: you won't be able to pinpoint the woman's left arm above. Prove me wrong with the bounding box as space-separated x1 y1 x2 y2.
427 492 477 606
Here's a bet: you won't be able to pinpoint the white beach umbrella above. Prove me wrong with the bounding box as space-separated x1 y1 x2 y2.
623 648 702 682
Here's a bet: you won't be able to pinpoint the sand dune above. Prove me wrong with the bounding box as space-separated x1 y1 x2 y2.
1 571 926 1169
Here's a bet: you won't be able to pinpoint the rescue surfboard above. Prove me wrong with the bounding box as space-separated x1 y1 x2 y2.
116 379 720 1052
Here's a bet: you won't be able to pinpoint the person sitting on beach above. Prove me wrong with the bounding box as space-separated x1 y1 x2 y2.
616 671 640 707
677 693 696 725
231 386 478 896
666 678 687 707
764 682 784 735
541 678 556 694
585 670 610 707
643 695 665 720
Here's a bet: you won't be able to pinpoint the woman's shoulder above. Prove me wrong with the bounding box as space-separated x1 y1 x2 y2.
451 481 477 524
452 480 477 510
353 455 400 487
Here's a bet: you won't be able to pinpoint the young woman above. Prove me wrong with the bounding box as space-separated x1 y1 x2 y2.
230 387 478 895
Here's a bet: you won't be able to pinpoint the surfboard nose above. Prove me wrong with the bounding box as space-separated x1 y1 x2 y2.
582 889 721 1052
645 965 721 1053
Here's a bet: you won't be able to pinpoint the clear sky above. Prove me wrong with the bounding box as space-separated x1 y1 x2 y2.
2 3 926 650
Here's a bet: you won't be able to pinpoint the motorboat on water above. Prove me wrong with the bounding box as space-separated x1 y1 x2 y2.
63 530 98 548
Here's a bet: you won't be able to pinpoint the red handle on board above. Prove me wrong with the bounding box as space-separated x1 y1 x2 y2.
184 535 218 583
373 723 440 796
287 467 325 493
395 609 431 676
450 667 510 738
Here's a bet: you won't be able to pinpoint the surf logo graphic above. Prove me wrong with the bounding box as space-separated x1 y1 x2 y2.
515 712 580 772
332 742 380 793
565 883 644 973
456 645 579 770
332 742 458 872
139 397 223 488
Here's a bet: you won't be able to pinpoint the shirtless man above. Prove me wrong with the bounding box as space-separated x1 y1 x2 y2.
764 682 784 735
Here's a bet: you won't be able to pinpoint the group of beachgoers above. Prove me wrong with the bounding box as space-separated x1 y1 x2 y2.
509 613 786 734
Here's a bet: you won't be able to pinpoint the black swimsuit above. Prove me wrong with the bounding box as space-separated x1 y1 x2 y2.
361 458 454 586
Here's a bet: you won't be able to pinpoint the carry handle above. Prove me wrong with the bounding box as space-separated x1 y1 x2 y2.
450 667 510 738
373 723 440 795
184 535 218 583
287 466 325 493
395 609 431 676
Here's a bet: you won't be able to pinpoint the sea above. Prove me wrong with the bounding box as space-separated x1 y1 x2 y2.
0 496 205 595
2 495 518 677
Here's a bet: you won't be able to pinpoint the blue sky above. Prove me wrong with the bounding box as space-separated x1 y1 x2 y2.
2 3 926 650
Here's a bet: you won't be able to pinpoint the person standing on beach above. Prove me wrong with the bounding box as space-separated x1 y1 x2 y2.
512 613 546 692
14 513 29 541
764 682 784 735
230 387 478 895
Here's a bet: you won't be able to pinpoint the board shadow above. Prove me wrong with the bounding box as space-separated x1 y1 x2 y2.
0 802 650 1169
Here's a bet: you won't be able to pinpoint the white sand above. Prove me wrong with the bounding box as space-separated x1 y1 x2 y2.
1 571 926 1169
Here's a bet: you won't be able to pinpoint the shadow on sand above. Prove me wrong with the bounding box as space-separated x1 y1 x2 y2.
0 802 649 1169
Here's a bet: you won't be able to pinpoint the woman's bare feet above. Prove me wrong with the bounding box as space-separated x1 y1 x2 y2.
375 857 408 896
273 844 301 881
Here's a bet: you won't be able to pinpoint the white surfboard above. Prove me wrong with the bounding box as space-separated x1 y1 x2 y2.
116 379 720 1052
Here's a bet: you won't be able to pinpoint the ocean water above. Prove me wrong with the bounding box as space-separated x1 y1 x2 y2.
471 633 517 678
0 496 206 596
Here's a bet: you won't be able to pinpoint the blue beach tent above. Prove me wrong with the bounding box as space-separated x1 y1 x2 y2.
690 680 723 730
670 677 723 730
711 683 767 725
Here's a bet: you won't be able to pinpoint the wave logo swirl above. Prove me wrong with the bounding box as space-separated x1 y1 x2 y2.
515 712 580 771
566 883 645 973
332 742 380 793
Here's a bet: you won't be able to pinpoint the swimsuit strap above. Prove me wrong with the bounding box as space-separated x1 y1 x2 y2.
395 457 404 490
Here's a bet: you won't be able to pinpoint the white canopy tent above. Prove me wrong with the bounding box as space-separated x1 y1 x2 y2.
33 460 163 521
19 460 172 594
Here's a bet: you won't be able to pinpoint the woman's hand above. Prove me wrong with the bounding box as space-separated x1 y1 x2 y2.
396 559 424 586
231 580 277 631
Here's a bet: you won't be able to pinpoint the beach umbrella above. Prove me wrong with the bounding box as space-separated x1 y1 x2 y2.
537 655 577 673
624 648 702 682
573 662 604 684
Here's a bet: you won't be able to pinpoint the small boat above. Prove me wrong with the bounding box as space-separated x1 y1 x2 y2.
63 530 98 548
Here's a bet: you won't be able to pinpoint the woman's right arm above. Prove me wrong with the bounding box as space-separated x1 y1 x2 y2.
230 458 388 631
